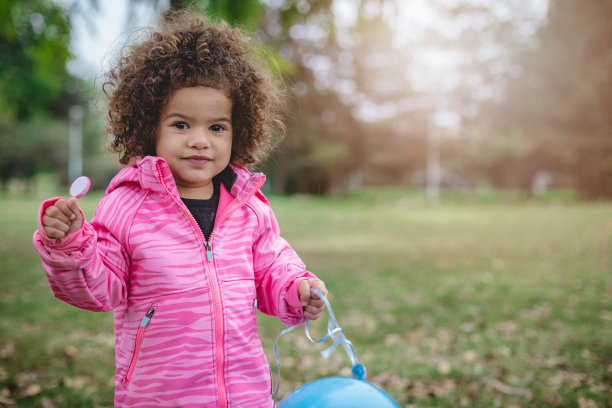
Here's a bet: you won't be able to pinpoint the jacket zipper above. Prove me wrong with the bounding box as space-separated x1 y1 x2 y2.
123 306 155 385
205 241 213 262
160 190 228 406
156 161 265 407
203 176 265 407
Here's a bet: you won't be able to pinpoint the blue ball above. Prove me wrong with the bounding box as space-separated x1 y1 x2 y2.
277 377 401 408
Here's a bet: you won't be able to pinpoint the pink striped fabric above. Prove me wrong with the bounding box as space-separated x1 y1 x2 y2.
33 156 316 407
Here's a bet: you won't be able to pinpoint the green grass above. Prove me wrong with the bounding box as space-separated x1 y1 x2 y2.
1 188 611 407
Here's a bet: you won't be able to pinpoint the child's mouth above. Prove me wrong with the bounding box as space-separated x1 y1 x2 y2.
184 156 211 166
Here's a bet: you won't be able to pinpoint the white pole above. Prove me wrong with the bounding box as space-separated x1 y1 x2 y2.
426 121 441 204
68 105 85 185
426 111 461 204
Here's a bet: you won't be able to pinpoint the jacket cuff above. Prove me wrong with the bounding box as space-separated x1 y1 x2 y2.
286 276 310 309
37 197 90 251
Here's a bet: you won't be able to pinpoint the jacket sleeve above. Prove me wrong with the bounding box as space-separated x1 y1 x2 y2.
32 195 131 312
251 199 317 326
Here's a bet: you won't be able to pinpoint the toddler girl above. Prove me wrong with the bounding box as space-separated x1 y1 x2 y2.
33 11 327 408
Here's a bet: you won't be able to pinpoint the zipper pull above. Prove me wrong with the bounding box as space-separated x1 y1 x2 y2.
140 307 155 327
205 241 213 262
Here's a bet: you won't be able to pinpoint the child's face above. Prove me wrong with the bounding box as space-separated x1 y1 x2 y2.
156 86 233 199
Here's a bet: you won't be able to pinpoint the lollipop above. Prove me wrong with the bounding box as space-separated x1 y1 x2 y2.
69 176 91 199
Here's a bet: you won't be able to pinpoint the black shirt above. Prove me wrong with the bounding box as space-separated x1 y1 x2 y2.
179 166 237 241
181 183 219 241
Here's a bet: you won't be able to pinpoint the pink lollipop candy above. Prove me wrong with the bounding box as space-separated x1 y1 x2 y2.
69 176 91 199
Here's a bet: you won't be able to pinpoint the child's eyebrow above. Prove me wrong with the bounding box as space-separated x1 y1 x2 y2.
211 116 232 124
163 112 232 124
163 112 192 121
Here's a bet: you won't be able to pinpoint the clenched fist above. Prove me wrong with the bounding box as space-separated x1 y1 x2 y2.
41 197 83 239
298 279 328 320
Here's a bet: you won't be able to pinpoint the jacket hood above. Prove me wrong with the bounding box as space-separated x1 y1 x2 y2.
105 156 266 202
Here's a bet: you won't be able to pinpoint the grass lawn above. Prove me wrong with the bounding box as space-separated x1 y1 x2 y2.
1 188 611 407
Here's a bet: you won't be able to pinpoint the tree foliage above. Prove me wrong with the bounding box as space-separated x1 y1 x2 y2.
0 0 104 190
0 0 74 120
488 0 612 199
259 0 406 194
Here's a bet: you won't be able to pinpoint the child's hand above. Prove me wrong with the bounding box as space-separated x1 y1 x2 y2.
298 279 328 320
41 197 83 239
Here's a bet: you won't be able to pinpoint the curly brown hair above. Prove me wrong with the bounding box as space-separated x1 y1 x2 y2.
103 10 284 166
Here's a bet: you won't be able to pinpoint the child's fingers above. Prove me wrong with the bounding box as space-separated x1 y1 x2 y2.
304 304 325 320
53 199 78 220
41 198 83 238
298 279 312 306
66 197 81 216
42 206 72 238
42 213 70 231
310 280 328 299
43 201 72 225
298 279 329 317
65 197 84 233
43 225 69 239
307 297 325 308
304 302 325 315
304 311 319 320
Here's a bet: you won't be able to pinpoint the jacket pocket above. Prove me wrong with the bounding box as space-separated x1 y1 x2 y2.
123 305 156 386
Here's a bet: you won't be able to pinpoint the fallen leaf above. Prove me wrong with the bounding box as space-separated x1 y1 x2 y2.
437 360 451 375
16 372 37 388
370 372 409 390
22 384 42 397
40 397 55 408
483 377 533 400
578 396 600 408
384 333 403 346
0 342 14 358
0 395 16 407
64 345 78 358
64 376 87 389
463 350 479 363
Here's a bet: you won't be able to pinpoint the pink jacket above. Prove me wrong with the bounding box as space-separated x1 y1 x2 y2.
33 156 315 407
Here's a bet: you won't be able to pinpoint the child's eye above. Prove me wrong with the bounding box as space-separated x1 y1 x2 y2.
210 124 225 132
172 121 188 130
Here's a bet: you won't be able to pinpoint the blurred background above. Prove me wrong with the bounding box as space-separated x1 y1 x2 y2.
1 0 610 200
1 1 611 407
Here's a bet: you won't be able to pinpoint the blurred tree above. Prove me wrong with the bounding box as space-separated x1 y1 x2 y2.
263 0 364 195
262 0 405 195
266 0 553 194
399 2 553 195
0 0 83 189
272 65 364 195
0 117 66 190
0 0 74 120
166 0 265 30
488 0 612 199
0 78 105 191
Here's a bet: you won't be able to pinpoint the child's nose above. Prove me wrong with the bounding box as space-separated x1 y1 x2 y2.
187 129 212 149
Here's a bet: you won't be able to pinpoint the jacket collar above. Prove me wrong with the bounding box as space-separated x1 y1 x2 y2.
106 156 265 202
215 165 238 193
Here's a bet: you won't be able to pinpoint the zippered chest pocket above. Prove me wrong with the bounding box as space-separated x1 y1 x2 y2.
122 306 155 386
